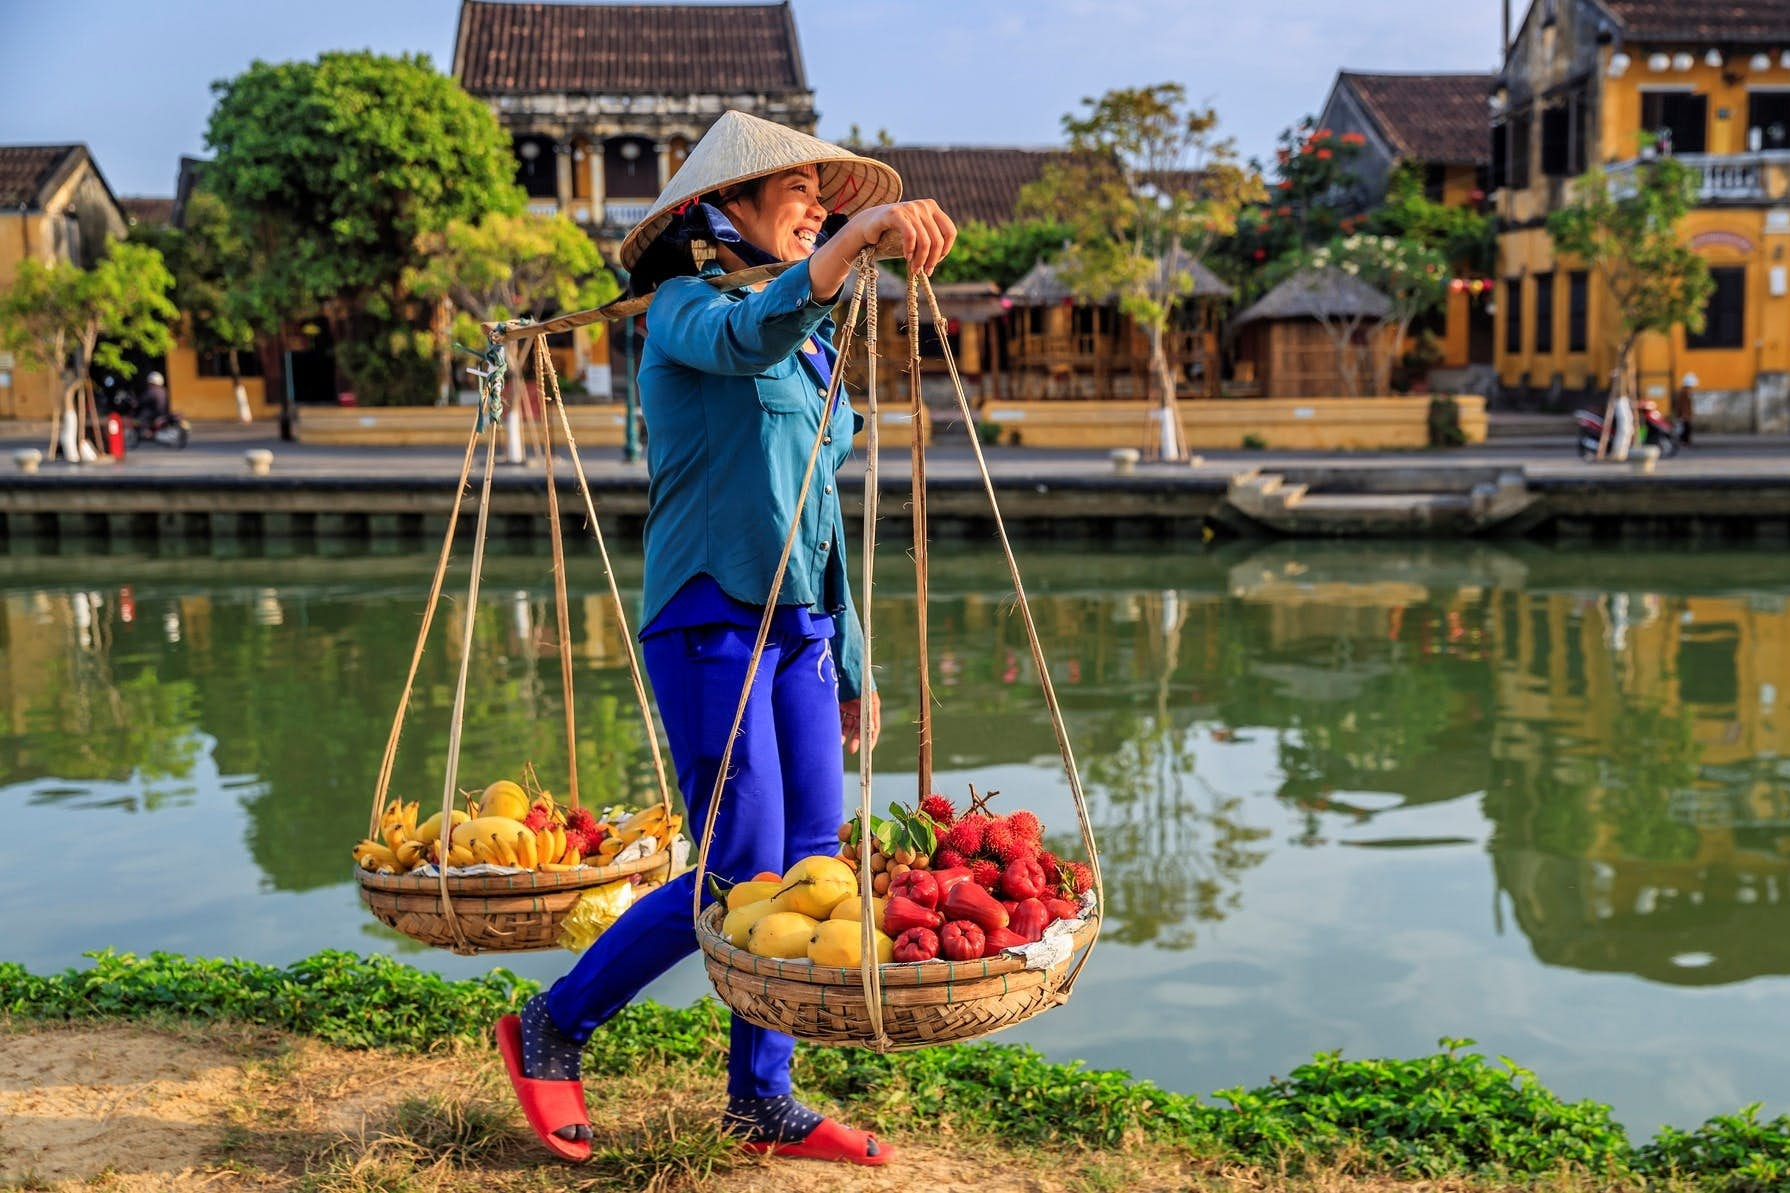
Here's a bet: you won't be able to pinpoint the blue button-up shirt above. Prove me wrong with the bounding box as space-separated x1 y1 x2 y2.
638 257 868 699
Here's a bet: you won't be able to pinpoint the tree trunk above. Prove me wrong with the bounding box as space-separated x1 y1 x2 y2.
229 351 252 424
1595 336 1636 460
1147 321 1182 462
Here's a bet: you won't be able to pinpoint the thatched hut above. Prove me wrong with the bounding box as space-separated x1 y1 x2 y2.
1231 268 1395 398
1001 253 1232 399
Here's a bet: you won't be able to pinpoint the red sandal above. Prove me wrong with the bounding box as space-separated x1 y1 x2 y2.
494 1014 591 1163
740 1117 893 1166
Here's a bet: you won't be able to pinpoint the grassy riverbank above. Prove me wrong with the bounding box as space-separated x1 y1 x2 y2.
3 951 1786 1191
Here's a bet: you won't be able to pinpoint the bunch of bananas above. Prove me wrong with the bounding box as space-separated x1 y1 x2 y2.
599 803 682 861
352 786 682 876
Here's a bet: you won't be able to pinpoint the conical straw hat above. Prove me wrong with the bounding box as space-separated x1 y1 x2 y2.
618 109 902 271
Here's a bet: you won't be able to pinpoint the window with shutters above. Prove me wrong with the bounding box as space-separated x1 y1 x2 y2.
1640 91 1708 154
1504 278 1524 355
1748 90 1790 150
1686 266 1745 350
1567 271 1588 353
1509 108 1532 188
1541 106 1571 176
1534 272 1555 354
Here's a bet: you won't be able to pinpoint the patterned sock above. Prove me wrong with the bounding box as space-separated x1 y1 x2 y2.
519 993 584 1082
722 1094 825 1144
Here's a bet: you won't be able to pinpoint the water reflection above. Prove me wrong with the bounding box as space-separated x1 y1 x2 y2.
4 546 1790 990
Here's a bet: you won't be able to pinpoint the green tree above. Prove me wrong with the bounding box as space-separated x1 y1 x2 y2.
0 240 176 455
929 218 1071 289
1547 156 1713 449
203 51 524 403
1369 161 1495 275
131 188 262 417
1022 84 1263 460
1305 234 1451 395
1213 120 1370 293
405 211 618 401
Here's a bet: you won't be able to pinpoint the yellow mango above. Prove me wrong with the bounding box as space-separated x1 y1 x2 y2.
726 880 782 911
828 894 888 923
721 898 778 948
412 808 470 845
771 855 856 920
481 780 530 821
807 919 895 967
747 911 819 959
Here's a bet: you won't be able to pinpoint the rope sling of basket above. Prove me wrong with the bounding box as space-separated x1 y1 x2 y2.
366 326 675 955
684 249 1107 1052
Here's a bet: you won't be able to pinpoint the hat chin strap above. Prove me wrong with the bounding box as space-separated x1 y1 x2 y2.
679 202 780 268
677 204 852 269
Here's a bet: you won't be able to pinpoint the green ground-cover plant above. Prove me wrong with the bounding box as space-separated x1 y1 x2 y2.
4 950 1785 1186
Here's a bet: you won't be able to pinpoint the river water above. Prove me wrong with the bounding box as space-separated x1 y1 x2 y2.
3 540 1788 1136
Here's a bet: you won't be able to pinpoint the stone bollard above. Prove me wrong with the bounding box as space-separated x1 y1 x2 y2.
14 448 42 475
245 449 274 476
1109 447 1141 476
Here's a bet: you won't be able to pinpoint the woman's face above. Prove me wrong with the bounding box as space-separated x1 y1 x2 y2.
724 166 826 262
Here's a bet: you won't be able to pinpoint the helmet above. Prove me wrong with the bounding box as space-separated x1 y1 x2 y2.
146 371 164 385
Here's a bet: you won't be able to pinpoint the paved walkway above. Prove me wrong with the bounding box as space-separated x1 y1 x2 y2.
3 419 1788 487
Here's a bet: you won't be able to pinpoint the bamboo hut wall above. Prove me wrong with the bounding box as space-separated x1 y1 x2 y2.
1254 320 1385 398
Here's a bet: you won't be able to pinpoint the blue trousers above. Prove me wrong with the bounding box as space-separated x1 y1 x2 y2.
544 621 842 1098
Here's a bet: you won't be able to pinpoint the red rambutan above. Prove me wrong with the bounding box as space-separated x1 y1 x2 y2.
562 827 589 855
1007 809 1043 843
933 846 967 870
919 793 957 827
969 858 1003 890
522 806 551 832
942 815 987 857
1036 850 1061 886
1062 861 1093 896
565 807 599 838
982 818 1036 864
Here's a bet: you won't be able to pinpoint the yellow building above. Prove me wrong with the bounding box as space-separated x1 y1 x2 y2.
0 144 128 421
1493 0 1790 429
1317 71 1498 379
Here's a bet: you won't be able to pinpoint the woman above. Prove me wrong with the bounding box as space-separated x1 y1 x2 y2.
495 110 955 1167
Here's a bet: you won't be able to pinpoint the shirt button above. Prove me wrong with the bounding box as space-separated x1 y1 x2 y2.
822 436 832 445
821 540 831 552
825 484 833 494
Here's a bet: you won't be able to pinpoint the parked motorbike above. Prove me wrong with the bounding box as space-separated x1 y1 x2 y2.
1574 398 1681 460
111 391 190 450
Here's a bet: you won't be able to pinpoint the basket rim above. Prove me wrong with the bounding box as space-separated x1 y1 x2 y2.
354 849 671 896
693 900 1098 987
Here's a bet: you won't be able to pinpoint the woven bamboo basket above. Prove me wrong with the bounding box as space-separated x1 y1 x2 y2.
679 263 1105 1052
358 851 673 954
357 326 678 958
694 902 1098 1050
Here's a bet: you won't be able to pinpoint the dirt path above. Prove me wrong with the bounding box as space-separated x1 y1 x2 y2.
0 1023 1144 1192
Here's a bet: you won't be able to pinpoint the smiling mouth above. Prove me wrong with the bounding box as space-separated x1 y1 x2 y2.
794 229 818 248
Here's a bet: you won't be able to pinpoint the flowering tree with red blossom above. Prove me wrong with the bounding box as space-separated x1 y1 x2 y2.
1215 120 1371 294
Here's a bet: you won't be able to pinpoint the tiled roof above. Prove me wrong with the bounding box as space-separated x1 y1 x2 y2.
453 1 807 95
1600 0 1790 43
0 144 82 209
120 197 175 227
1340 72 1495 166
858 146 1068 226
1006 253 1232 306
1233 268 1393 326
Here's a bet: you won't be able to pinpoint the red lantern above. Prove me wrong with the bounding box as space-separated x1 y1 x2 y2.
1451 277 1467 292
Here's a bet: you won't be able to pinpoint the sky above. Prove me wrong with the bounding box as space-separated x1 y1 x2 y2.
0 1 1505 198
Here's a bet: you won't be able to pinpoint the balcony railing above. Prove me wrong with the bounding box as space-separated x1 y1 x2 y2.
525 199 559 217
603 200 654 230
1606 151 1790 204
